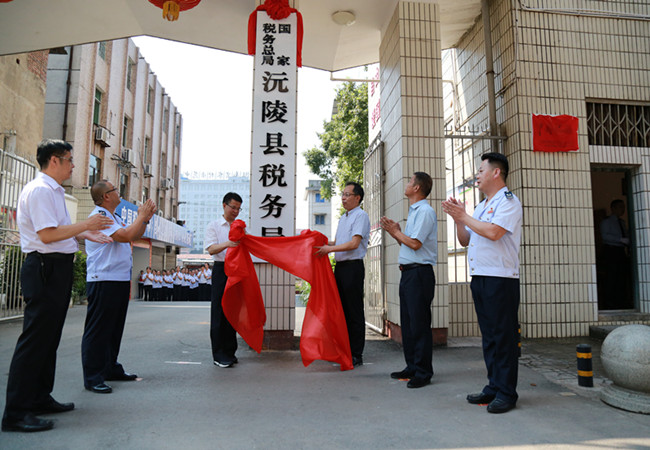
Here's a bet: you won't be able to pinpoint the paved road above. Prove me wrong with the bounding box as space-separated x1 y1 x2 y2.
1 302 649 449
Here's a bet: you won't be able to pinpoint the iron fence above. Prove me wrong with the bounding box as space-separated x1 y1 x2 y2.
0 149 37 319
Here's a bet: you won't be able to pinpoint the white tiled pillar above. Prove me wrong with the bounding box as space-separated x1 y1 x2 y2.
379 1 448 344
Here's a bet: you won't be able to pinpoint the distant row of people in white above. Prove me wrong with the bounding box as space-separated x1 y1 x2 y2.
137 264 212 301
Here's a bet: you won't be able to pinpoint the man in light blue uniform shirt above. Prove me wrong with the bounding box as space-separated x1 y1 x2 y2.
381 172 437 388
443 152 522 414
82 180 156 394
316 182 370 366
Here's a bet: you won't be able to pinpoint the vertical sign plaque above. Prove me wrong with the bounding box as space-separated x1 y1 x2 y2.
250 11 297 238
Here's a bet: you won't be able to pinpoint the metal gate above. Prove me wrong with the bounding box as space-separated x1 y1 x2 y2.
0 149 37 319
363 133 385 334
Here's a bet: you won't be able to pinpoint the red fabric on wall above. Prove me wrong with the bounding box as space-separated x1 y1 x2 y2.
223 220 353 371
532 114 579 152
247 0 304 67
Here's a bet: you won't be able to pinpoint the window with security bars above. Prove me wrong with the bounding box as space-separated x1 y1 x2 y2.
587 102 650 148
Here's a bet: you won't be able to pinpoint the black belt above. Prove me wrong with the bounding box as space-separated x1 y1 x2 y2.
30 251 74 261
399 263 429 272
213 261 225 266
336 259 363 265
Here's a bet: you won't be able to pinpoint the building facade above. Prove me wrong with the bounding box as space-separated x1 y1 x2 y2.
178 171 250 253
368 0 650 344
303 179 331 238
43 39 190 295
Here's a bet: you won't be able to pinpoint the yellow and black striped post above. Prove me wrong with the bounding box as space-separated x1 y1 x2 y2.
576 344 593 387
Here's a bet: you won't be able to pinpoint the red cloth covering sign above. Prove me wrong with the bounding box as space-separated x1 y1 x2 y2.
247 0 303 67
223 220 353 371
532 114 579 152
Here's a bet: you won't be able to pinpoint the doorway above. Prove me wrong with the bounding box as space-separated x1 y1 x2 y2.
591 168 635 310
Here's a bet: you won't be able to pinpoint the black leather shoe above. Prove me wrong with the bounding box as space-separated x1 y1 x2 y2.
32 399 75 415
407 377 431 389
86 383 113 394
352 356 363 367
487 398 516 414
2 413 54 432
106 372 138 381
390 369 414 380
466 392 496 405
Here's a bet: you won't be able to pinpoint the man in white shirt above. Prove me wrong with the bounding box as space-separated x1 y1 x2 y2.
315 182 370 367
3 140 112 432
81 180 156 394
205 192 242 368
443 152 522 414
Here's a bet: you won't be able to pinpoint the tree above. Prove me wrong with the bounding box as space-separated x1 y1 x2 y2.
304 81 368 199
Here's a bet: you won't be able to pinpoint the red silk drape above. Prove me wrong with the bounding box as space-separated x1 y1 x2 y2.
223 220 353 371
247 0 303 67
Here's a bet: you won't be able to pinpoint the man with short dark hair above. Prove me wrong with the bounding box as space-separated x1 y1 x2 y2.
316 182 370 366
380 172 438 389
81 180 156 394
2 139 113 432
443 152 522 414
205 192 243 367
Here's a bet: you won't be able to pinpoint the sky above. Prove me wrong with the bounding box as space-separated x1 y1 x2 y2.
131 36 347 230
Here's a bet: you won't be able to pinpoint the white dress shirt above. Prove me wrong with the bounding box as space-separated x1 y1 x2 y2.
17 172 78 254
204 216 231 262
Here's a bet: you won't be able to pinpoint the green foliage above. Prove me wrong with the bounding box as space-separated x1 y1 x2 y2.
72 251 87 301
296 279 311 306
295 255 337 306
304 81 369 199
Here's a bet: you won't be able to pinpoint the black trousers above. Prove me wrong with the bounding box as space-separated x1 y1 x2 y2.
334 259 366 359
81 281 130 387
173 284 182 301
470 275 520 403
182 286 190 301
3 252 74 421
138 282 144 299
399 265 435 380
199 283 210 301
143 284 152 301
210 262 237 363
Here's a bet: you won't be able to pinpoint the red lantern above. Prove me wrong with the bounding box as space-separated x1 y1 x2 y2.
148 0 201 22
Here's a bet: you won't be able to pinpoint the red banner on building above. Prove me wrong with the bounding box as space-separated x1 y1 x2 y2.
532 114 579 152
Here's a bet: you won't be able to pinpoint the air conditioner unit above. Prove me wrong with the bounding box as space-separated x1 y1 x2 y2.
161 178 171 190
121 148 132 163
94 127 110 146
166 178 175 189
143 164 152 177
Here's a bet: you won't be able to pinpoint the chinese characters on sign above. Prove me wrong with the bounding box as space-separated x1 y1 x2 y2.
250 12 297 237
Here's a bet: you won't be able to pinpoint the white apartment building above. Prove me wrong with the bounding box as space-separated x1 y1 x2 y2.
179 172 250 253
303 179 331 239
43 39 191 292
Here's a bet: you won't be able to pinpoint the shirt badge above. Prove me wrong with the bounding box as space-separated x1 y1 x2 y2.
488 207 494 214
505 191 513 199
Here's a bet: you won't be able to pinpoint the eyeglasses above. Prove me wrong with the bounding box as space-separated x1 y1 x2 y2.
104 187 118 196
57 156 74 164
226 204 241 211
342 192 357 198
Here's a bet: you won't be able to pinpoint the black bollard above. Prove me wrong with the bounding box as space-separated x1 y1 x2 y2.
576 344 594 387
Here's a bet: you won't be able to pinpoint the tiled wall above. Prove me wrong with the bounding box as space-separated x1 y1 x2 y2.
444 0 650 337
255 263 295 331
379 2 448 335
